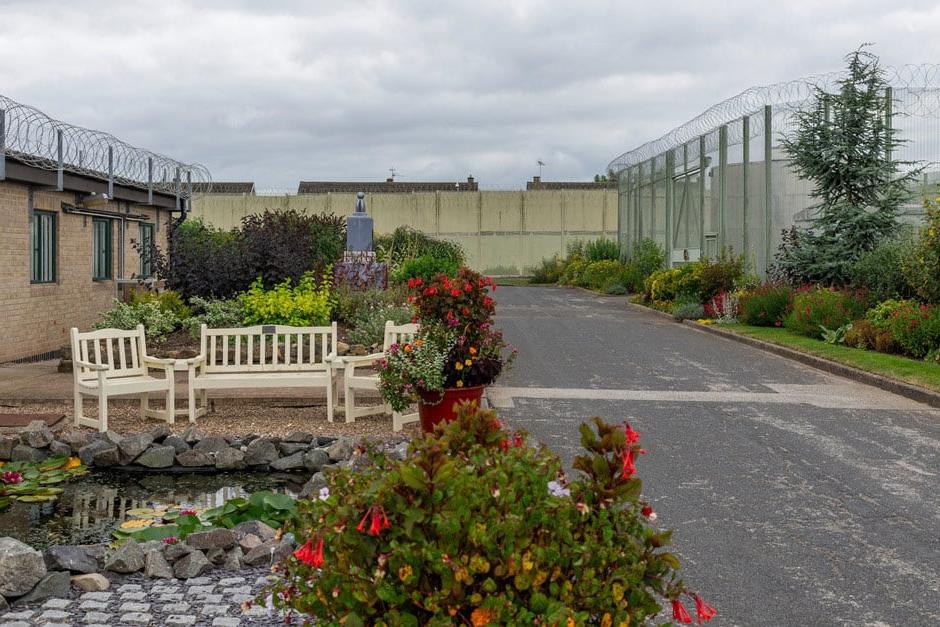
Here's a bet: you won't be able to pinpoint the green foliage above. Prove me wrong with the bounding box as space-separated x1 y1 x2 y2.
644 264 701 302
784 287 867 339
865 299 910 329
96 300 178 339
672 300 705 320
203 491 297 530
620 238 666 292
874 300 940 358
580 260 627 291
560 258 589 287
375 227 465 276
851 234 918 302
820 323 853 344
738 285 793 326
391 255 460 285
604 283 628 295
583 238 621 262
901 201 940 303
530 256 565 284
696 248 745 302
182 297 245 338
128 289 192 320
333 285 408 324
272 406 692 625
346 304 414 347
241 271 333 327
774 48 920 285
0 456 87 512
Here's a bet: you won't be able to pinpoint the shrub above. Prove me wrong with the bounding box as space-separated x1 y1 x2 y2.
738 285 793 327
346 304 414 347
623 238 665 282
240 271 333 327
583 237 620 262
96 301 178 339
844 319 878 349
530 256 565 284
703 291 740 323
128 288 191 320
391 255 460 285
879 301 940 358
851 235 917 303
273 406 712 625
604 283 628 295
182 297 244 338
784 287 867 339
333 285 408 324
375 226 465 275
901 203 940 303
560 258 589 287
672 300 705 320
865 299 910 330
695 248 745 302
644 264 701 302
581 260 626 291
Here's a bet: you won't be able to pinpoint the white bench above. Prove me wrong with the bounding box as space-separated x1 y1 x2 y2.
341 321 419 432
187 323 339 423
70 325 176 432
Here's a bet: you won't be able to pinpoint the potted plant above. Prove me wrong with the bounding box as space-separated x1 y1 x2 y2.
377 268 516 431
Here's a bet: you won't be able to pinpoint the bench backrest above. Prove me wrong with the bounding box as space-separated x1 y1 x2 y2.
70 325 148 381
383 321 419 352
200 323 338 373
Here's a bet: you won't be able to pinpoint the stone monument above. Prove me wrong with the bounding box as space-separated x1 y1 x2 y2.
334 192 388 289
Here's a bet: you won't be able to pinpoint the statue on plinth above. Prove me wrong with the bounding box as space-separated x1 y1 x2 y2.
334 192 388 289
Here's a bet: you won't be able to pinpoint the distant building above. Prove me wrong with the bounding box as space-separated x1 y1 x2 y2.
298 176 478 194
526 176 616 190
191 182 255 194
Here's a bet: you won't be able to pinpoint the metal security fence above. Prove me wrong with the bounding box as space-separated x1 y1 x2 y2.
609 65 940 275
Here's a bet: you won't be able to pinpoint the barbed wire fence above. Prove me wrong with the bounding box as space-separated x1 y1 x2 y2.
0 94 211 197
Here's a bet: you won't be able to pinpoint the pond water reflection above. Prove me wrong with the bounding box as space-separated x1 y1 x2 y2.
0 470 302 549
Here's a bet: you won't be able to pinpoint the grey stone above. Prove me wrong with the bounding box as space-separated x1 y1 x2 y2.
237 534 262 553
60 431 92 453
0 594 7 612
175 449 212 467
303 448 330 471
101 430 124 446
20 420 55 448
186 528 235 551
79 600 108 610
118 433 154 464
221 547 243 571
144 549 174 579
233 520 276 543
164 602 191 613
41 598 71 610
119 602 150 612
283 431 315 443
0 537 47 597
217 577 245 586
78 440 118 467
137 540 163 554
44 545 98 573
13 571 70 606
122 591 147 601
36 609 70 621
184 576 212 586
326 437 354 462
164 542 194 562
79 591 112 602
0 436 17 460
205 548 226 564
242 541 277 567
166 616 196 627
135 445 176 468
117 584 142 593
214 447 245 470
199 593 224 603
163 435 190 454
2 609 33 620
10 443 48 463
83 612 112 624
149 424 172 442
270 451 305 471
181 426 205 444
188 584 215 594
48 440 72 457
173 551 212 579
70 573 109 592
121 612 153 625
201 604 230 615
299 471 327 499
277 441 309 456
243 438 278 466
213 618 241 627
193 436 229 455
388 440 410 461
104 540 144 573
159 593 184 602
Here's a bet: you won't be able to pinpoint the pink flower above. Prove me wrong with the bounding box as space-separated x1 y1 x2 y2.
179 508 197 517
162 536 178 545
1 471 23 485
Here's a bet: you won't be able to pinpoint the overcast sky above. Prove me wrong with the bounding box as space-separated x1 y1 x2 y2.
3 0 940 190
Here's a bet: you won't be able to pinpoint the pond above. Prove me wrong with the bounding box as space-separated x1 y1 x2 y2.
0 470 303 549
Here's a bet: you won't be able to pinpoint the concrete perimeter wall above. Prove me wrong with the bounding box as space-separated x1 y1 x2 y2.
191 190 618 275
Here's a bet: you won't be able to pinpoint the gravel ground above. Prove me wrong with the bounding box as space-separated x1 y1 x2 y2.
0 399 420 439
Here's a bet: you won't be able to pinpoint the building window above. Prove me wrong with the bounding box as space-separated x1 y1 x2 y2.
92 218 112 280
139 223 154 277
30 210 57 284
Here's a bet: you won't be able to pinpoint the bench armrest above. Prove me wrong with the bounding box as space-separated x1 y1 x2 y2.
142 355 176 368
178 354 206 367
339 353 385 366
74 359 109 372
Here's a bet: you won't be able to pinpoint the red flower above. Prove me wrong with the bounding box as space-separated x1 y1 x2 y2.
693 595 717 623
450 288 461 297
293 537 324 568
359 505 391 536
500 439 510 451
672 598 693 624
356 509 369 533
620 448 635 480
641 504 654 518
407 278 416 288
624 423 640 444
512 432 524 448
464 283 473 292
179 508 197 517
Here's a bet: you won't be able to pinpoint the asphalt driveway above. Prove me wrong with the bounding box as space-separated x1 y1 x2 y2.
492 286 940 627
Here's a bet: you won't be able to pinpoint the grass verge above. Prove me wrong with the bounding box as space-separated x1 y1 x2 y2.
717 323 940 394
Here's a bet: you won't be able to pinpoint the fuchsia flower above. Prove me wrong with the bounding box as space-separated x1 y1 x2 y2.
672 598 693 624
1 471 23 485
293 537 324 568
624 422 640 444
620 448 636 479
357 505 390 536
694 594 717 623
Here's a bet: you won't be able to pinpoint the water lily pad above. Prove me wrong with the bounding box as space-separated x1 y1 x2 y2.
17 494 57 502
126 507 168 518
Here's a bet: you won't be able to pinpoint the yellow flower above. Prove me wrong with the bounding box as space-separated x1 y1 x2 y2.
398 565 413 581
465 359 472 366
455 362 464 371
62 457 83 470
456 380 464 388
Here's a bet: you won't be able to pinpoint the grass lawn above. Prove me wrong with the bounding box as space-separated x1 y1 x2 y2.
494 277 532 286
719 323 940 393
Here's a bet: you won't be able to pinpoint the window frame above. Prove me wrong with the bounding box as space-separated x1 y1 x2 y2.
30 210 57 284
139 222 155 278
92 218 113 281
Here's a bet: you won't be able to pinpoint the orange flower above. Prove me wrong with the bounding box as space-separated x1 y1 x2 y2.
414 339 424 347
468 347 477 355
471 608 494 626
403 344 413 353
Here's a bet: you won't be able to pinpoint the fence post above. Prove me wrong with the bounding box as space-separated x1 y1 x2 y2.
0 108 5 181
718 124 728 251
885 86 893 161
698 135 706 258
764 105 773 274
57 129 64 191
108 146 114 198
147 157 153 205
742 115 750 266
665 149 674 267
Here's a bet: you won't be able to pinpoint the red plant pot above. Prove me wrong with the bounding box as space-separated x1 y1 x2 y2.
417 385 485 433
